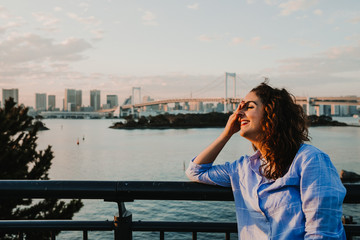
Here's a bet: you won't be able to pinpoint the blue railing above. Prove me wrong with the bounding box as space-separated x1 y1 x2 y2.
0 181 359 240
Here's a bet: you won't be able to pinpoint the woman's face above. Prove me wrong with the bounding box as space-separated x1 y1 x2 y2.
238 91 264 144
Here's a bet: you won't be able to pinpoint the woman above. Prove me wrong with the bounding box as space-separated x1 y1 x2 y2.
186 82 346 239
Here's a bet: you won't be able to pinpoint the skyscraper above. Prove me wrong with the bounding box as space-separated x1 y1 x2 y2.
75 90 82 111
106 95 118 108
90 90 101 111
2 88 19 107
35 93 47 111
48 95 56 111
64 89 82 111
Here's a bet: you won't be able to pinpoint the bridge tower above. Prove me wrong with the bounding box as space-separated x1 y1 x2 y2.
224 72 236 113
131 87 141 116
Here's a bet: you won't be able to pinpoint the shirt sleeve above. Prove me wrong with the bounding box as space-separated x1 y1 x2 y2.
300 152 346 239
185 157 233 187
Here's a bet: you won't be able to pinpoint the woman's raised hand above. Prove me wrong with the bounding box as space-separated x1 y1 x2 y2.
221 102 244 138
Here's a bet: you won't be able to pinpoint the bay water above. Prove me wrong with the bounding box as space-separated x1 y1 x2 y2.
36 118 360 239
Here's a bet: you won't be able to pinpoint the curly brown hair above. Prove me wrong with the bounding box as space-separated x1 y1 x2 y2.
251 82 310 180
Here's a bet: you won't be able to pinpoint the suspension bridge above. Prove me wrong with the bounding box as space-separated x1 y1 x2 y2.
96 72 359 118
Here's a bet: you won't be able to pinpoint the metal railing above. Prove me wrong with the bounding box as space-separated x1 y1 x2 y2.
0 180 359 240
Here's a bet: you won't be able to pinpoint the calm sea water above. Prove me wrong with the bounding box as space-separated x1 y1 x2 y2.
37 118 360 240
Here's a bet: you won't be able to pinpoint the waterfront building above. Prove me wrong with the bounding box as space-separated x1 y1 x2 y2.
331 105 340 116
317 105 332 116
48 95 56 111
216 103 224 113
106 95 118 108
102 103 111 109
189 102 204 112
183 102 190 111
76 90 82 111
90 90 101 111
204 103 215 113
2 88 19 107
35 93 47 111
64 89 75 111
64 89 82 112
349 106 358 115
174 102 182 110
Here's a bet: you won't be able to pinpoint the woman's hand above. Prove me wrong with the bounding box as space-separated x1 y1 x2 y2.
193 102 245 165
221 102 244 138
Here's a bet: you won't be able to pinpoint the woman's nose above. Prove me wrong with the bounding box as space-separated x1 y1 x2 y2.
238 111 245 118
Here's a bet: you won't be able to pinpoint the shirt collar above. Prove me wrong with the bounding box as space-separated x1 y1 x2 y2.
249 150 263 175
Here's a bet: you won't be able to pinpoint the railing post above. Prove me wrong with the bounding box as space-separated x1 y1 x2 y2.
114 202 132 240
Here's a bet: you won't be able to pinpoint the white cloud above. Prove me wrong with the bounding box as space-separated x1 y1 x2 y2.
187 3 199 10
91 29 104 40
0 5 9 19
277 42 360 74
32 12 60 32
250 36 261 45
140 10 158 26
67 12 101 26
79 2 89 13
197 34 214 42
0 33 92 64
261 45 274 50
279 0 319 16
54 7 62 12
0 21 21 34
349 16 360 24
313 9 322 16
231 37 244 45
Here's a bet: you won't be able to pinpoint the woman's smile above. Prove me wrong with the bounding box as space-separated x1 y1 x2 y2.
240 119 250 127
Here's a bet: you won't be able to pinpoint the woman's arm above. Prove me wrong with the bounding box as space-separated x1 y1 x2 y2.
186 105 243 186
300 152 346 239
193 104 242 165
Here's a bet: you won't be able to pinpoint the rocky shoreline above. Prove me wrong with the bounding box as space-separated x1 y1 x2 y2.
110 113 352 130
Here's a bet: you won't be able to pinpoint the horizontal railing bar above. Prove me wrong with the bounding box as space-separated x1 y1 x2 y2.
132 221 237 233
0 181 358 203
0 181 118 199
0 181 234 201
344 225 360 235
115 181 234 201
0 220 358 236
0 220 114 231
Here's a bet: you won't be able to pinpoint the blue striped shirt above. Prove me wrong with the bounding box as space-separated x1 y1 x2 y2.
186 144 346 240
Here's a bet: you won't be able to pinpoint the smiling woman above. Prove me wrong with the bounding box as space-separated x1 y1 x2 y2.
186 82 346 240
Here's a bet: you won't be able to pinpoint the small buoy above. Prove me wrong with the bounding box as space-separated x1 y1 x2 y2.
77 138 79 145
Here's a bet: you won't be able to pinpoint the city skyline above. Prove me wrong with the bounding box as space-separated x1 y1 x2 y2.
2 85 359 110
0 1 359 108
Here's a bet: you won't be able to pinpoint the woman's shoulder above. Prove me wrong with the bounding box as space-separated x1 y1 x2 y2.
297 143 327 158
293 143 331 169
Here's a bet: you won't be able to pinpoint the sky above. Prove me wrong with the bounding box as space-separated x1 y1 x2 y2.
0 0 359 108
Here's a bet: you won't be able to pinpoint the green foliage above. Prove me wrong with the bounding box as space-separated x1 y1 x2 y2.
0 98 83 240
